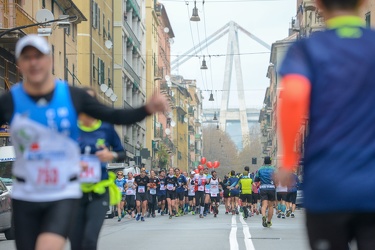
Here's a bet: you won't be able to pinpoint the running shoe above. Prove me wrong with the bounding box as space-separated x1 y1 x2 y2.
236 210 239 215
192 211 195 215
175 213 180 217
152 213 156 218
214 214 217 218
141 217 145 222
267 221 272 228
158 208 161 214
147 213 151 218
136 213 141 221
199 214 204 218
291 213 295 218
277 213 281 219
203 213 207 217
161 211 165 216
262 216 267 227
118 217 121 222
282 214 286 219
169 214 172 219
286 210 292 217
225 211 228 215
121 211 125 218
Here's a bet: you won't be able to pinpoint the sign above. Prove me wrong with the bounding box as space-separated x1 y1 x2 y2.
0 146 16 162
0 124 10 137
0 132 10 137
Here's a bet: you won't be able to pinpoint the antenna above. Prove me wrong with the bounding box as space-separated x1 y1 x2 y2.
36 9 54 24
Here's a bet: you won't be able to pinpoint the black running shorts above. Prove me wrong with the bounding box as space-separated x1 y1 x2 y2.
157 195 166 201
252 193 259 204
286 192 297 204
176 192 185 201
13 198 80 250
166 190 176 200
136 193 148 202
260 189 276 202
240 194 252 203
277 192 288 201
306 212 375 250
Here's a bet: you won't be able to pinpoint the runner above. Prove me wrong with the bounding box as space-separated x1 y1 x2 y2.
255 157 276 228
182 171 190 214
236 171 253 219
175 168 187 217
227 170 240 215
0 35 168 250
187 171 196 215
193 165 207 218
203 167 212 216
134 169 149 222
221 175 231 214
252 178 260 215
147 170 159 218
207 170 221 218
124 172 136 218
278 1 375 248
165 167 178 219
69 87 128 249
156 170 167 216
285 171 299 218
114 171 127 222
275 172 288 219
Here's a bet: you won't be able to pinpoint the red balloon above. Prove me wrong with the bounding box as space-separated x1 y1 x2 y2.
194 169 199 174
200 157 207 164
198 165 204 170
213 161 220 168
206 161 213 169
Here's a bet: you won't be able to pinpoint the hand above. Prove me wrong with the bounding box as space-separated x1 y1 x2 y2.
95 146 114 162
145 92 170 114
276 168 292 187
80 161 89 171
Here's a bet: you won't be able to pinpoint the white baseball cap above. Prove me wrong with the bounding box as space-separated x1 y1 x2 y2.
190 171 195 175
15 34 51 59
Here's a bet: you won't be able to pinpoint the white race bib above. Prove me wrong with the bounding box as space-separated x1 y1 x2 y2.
126 189 135 195
79 155 101 183
211 193 218 197
138 186 145 193
160 184 166 190
205 187 210 194
167 184 174 191
150 188 156 195
198 186 204 191
188 188 195 196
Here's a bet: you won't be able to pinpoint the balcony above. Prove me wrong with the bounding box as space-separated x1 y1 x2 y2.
303 0 316 12
162 137 175 153
123 59 141 90
0 3 37 47
188 125 194 134
124 142 135 154
154 127 163 140
123 20 141 49
195 149 201 155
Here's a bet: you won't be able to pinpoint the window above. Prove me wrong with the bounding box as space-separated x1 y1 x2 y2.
103 13 106 37
51 45 55 75
97 58 105 85
51 0 54 14
92 1 98 29
366 12 371 28
72 24 75 41
98 8 101 34
65 25 70 36
108 19 111 40
108 67 111 86
92 53 96 79
65 58 68 81
42 0 46 8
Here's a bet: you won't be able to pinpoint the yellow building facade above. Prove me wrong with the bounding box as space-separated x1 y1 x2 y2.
145 0 159 154
76 0 113 106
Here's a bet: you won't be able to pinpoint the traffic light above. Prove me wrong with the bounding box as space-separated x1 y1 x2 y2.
252 157 257 165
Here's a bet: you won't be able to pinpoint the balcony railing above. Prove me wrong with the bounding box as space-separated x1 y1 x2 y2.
124 100 134 110
123 59 140 89
195 134 202 140
0 3 38 34
163 137 175 153
124 142 135 154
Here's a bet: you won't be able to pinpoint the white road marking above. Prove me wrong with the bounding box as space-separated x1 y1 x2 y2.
239 216 256 250
230 216 239 250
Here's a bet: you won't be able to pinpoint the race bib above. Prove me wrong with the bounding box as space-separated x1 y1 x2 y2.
205 187 210 194
160 184 166 190
126 189 135 195
118 187 124 192
79 155 101 183
28 159 70 191
188 188 195 196
211 193 218 197
167 184 174 191
138 186 145 193
198 186 204 191
150 188 156 195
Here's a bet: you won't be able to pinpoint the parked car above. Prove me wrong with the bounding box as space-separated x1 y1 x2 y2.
0 179 14 240
296 188 303 207
0 178 12 193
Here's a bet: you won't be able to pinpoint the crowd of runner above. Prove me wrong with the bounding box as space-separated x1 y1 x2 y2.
114 157 300 228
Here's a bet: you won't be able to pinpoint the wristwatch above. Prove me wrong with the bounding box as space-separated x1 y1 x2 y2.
111 151 118 160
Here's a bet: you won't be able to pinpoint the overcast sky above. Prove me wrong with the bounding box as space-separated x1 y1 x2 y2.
159 0 296 110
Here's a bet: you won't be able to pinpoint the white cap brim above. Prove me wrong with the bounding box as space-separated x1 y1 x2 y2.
15 34 51 59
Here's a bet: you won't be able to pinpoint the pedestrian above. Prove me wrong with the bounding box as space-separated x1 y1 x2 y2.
278 0 375 248
114 171 127 222
0 34 168 250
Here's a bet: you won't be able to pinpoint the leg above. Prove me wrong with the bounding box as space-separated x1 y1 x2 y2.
142 200 147 218
136 200 141 215
354 213 375 250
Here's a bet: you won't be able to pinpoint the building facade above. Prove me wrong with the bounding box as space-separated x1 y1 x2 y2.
113 0 146 164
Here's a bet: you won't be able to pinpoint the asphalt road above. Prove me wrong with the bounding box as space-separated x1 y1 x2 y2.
1 207 310 250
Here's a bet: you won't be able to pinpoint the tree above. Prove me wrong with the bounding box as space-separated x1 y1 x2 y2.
202 125 240 177
238 125 263 173
156 143 169 170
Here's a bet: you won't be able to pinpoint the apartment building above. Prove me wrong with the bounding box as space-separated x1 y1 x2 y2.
113 0 146 163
